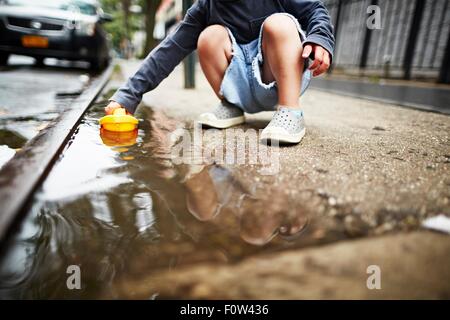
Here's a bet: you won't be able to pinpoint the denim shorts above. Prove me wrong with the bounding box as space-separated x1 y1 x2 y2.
219 13 312 114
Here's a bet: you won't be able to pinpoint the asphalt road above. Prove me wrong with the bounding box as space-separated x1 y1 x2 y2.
0 55 92 167
310 77 450 115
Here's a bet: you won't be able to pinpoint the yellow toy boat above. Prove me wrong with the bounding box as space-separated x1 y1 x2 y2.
99 108 138 132
100 128 138 147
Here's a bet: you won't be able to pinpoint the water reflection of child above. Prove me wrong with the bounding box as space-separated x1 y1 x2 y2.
140 110 308 246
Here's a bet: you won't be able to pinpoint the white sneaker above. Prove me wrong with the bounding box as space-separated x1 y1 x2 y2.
261 107 306 144
198 100 245 129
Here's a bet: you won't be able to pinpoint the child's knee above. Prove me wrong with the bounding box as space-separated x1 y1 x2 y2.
262 14 300 41
197 25 230 54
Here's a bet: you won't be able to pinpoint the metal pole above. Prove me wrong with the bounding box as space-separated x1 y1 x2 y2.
183 0 196 88
403 0 426 80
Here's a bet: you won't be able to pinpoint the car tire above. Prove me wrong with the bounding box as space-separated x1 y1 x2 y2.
35 57 45 66
90 57 108 71
0 52 10 66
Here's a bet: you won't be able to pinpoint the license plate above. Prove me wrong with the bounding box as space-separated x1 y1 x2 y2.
21 35 48 48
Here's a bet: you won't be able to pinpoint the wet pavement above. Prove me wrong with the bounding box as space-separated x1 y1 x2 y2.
0 96 312 299
0 55 93 168
0 61 448 299
0 86 448 298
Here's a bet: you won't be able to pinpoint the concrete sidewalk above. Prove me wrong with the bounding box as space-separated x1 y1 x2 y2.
113 59 450 299
119 60 449 225
114 231 450 299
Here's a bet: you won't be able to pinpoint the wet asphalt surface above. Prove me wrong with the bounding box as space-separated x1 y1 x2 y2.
0 55 93 168
310 77 450 115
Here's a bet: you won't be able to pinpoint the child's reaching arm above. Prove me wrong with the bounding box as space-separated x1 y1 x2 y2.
282 0 335 77
106 0 207 114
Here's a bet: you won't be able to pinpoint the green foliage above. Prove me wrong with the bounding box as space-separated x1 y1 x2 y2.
100 0 120 12
99 0 143 51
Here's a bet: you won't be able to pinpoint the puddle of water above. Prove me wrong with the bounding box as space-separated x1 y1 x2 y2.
0 97 311 299
0 112 62 168
0 128 27 168
0 129 27 149
0 54 90 169
0 145 16 169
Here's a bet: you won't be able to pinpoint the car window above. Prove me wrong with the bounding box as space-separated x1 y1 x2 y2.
3 0 98 16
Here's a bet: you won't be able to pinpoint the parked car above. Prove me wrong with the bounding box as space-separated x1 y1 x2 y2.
0 0 112 70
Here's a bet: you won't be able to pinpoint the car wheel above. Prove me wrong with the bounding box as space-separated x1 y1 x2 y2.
90 57 107 71
35 57 45 66
0 52 10 66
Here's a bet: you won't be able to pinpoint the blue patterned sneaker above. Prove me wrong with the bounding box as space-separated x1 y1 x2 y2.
261 107 306 144
198 100 245 129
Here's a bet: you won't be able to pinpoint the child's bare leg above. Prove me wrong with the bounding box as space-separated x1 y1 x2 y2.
197 25 233 99
261 15 305 109
197 25 245 129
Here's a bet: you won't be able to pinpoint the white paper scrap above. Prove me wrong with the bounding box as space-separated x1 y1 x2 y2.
422 214 450 234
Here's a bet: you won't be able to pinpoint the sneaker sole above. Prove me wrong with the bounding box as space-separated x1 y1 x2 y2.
198 113 245 129
260 127 306 144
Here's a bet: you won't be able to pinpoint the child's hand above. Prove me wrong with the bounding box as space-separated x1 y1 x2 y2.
104 101 130 115
302 44 331 77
